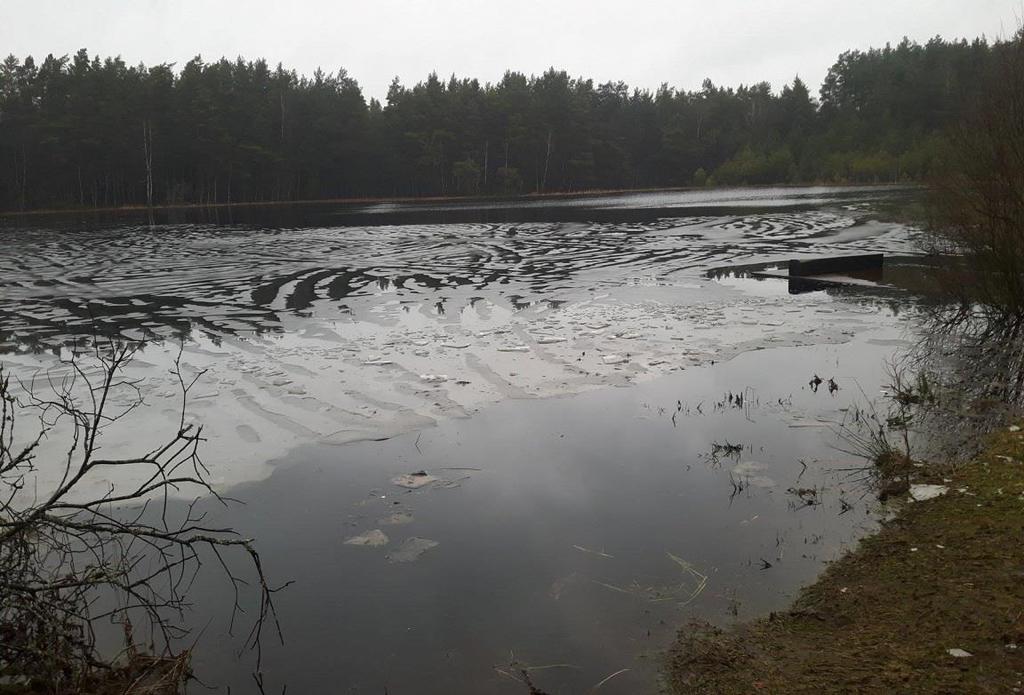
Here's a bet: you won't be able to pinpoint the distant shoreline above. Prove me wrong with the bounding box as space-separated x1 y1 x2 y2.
0 182 915 219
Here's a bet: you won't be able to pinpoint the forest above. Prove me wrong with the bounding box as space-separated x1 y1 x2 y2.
0 35 1008 211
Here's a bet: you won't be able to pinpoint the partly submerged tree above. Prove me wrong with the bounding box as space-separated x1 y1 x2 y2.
923 31 1024 404
928 32 1024 327
0 340 283 692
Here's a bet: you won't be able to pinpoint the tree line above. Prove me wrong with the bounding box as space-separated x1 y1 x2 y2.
0 35 1011 211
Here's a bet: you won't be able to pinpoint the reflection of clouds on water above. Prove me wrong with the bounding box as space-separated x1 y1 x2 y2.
178 335 900 694
0 189 926 692
0 189 920 495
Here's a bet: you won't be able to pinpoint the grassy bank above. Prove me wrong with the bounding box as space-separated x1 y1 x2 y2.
668 426 1024 694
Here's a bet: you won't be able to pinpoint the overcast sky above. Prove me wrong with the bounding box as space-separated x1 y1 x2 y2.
1 1 1020 101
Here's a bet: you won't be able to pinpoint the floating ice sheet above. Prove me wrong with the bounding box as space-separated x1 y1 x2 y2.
387 537 439 563
391 472 438 489
344 529 389 547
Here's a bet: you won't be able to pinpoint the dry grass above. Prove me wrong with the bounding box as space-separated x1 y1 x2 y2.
0 650 189 695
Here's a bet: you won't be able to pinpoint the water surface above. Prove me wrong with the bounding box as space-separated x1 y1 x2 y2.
181 333 901 693
0 187 922 692
0 187 918 497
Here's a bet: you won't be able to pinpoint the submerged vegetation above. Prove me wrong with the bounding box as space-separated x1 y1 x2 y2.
0 35 1016 211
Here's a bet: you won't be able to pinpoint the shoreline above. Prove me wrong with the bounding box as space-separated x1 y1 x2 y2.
667 424 1024 694
0 182 915 219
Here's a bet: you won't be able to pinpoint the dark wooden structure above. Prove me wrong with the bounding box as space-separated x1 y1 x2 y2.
788 254 884 277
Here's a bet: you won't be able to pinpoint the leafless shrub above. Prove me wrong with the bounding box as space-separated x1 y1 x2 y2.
911 29 1024 435
836 334 1021 492
0 339 283 692
926 31 1024 330
904 327 1023 452
833 359 938 494
835 406 905 478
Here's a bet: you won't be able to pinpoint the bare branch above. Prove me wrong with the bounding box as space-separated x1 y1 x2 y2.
0 339 283 691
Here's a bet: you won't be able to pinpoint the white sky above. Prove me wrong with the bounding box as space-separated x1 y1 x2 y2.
1 1 1020 101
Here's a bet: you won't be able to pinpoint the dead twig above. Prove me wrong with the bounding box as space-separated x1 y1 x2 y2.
0 337 284 690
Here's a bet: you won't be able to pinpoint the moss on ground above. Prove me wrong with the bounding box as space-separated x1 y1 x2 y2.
668 426 1024 694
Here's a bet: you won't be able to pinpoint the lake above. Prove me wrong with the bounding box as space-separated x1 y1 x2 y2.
0 186 923 692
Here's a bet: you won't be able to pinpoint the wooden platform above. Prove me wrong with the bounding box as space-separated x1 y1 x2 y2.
789 253 884 277
746 254 887 294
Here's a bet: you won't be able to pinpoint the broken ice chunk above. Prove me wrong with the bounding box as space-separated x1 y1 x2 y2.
387 537 439 563
379 511 414 525
344 529 389 547
391 471 439 489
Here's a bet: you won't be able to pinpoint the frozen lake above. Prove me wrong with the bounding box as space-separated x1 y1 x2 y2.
0 186 924 691
0 186 918 494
